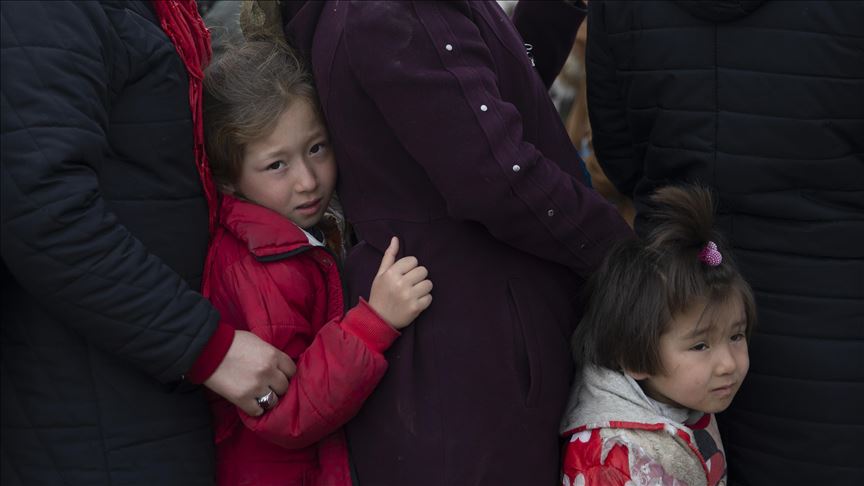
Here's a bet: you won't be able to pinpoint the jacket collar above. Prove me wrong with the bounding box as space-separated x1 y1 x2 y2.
219 194 321 259
560 365 703 436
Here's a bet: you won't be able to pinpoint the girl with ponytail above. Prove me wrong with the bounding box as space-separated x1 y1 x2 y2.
560 185 756 486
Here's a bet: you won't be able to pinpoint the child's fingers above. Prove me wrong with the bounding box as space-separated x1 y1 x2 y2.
402 265 429 286
416 293 433 311
412 279 433 297
388 255 420 275
376 237 399 277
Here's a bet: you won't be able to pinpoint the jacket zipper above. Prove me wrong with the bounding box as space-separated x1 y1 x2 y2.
255 245 350 314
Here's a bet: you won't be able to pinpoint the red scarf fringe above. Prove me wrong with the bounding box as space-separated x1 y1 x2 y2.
151 0 217 234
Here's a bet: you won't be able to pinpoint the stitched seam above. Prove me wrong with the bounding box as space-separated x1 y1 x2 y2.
86 345 113 485
713 25 719 189
638 144 864 161
615 65 863 80
718 66 864 81
725 409 864 428
607 25 864 40
0 348 72 485
0 44 102 63
627 106 864 121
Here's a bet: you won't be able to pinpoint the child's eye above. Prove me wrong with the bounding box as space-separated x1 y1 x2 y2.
266 160 286 171
731 333 746 342
690 342 709 351
309 142 328 155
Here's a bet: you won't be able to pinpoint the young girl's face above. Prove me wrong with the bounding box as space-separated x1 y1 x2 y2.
229 99 336 229
634 295 749 414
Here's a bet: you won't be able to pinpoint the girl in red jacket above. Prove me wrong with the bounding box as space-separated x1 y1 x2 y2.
561 186 755 486
201 40 433 486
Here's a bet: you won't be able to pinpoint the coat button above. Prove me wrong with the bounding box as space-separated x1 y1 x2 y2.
547 209 555 217
445 43 453 51
480 104 488 112
512 164 521 172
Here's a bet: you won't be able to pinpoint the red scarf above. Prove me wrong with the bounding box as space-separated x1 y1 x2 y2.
151 0 217 234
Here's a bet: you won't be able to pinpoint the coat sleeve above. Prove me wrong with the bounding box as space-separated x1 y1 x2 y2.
0 1 220 383
342 2 632 278
220 262 397 449
512 0 586 88
562 430 632 486
585 1 641 197
563 429 688 485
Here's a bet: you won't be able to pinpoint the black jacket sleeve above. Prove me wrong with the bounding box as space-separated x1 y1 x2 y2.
0 1 220 383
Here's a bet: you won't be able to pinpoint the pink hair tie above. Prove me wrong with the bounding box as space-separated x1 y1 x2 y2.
699 241 723 267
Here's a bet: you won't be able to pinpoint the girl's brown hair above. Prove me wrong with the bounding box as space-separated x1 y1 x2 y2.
203 39 317 190
573 185 756 375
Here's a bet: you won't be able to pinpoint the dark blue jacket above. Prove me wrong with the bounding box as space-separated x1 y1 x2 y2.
1 1 219 483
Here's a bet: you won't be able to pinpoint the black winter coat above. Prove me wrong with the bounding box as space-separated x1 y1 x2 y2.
1 1 219 484
587 1 864 484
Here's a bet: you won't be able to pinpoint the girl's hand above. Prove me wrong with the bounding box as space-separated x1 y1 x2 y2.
368 237 433 329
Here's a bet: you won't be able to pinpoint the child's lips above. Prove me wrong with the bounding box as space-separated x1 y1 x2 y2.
295 198 321 214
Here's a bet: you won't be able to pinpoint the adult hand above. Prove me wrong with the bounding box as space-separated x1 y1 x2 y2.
203 330 297 416
368 237 434 330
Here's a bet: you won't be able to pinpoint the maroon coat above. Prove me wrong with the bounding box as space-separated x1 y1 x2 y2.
283 2 632 484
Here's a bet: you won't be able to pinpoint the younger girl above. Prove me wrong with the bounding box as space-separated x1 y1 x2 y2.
202 40 433 486
561 185 755 486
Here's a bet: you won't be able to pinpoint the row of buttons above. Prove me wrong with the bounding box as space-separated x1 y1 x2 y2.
443 42 555 220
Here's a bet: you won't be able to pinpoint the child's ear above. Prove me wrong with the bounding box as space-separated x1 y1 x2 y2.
624 369 651 381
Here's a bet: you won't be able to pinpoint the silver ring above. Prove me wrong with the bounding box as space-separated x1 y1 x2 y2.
255 389 277 412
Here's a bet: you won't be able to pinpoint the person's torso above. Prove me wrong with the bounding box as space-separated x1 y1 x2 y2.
306 0 585 346
595 0 863 257
0 2 214 484
99 0 210 290
595 9 864 456
281 3 597 483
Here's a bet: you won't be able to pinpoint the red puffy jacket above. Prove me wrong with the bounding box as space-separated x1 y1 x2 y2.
202 195 399 486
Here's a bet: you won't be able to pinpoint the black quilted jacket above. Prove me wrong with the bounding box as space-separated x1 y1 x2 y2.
587 1 864 484
1 1 219 484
